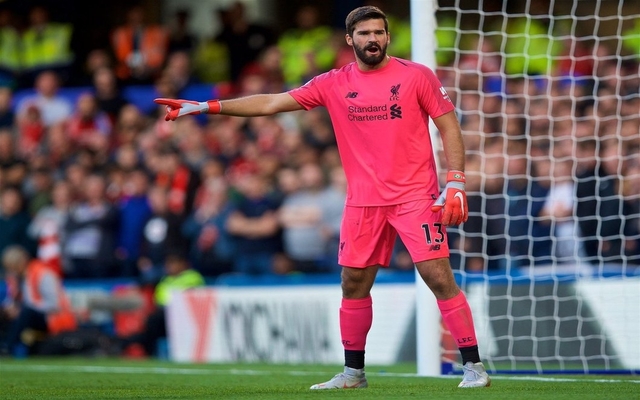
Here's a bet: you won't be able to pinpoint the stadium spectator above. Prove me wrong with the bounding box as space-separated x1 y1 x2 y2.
278 162 333 273
161 51 199 97
0 186 35 258
237 45 287 95
621 141 640 266
77 48 114 87
111 4 168 84
24 164 53 216
502 140 552 268
27 180 72 277
274 166 300 201
153 144 200 217
192 13 230 85
0 245 77 357
0 129 29 189
113 143 142 172
15 103 45 159
174 117 210 171
225 170 282 275
215 1 276 85
452 138 507 272
622 144 640 266
576 137 640 266
66 92 113 150
16 70 72 128
495 2 562 76
45 122 75 174
138 185 187 284
20 5 74 87
116 168 153 278
149 74 180 128
537 157 583 265
113 104 150 148
0 87 14 128
119 251 204 357
61 173 119 279
320 165 347 273
278 5 336 86
299 108 336 153
182 173 235 277
0 8 21 88
167 9 197 55
202 115 247 166
621 18 640 59
92 66 128 123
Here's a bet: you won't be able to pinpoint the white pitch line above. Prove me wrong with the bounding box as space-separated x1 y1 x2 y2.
1 364 638 384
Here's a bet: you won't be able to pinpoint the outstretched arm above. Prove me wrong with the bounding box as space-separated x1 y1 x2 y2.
155 93 304 121
220 93 304 116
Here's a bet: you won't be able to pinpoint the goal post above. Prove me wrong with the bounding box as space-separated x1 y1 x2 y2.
411 0 445 378
414 0 640 375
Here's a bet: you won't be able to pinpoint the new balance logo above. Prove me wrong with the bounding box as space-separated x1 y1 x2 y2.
430 244 441 251
345 92 359 98
390 104 402 119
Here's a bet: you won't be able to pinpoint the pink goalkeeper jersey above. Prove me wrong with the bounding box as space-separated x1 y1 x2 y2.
289 57 455 206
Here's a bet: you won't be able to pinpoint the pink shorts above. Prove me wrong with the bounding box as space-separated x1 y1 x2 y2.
338 199 450 268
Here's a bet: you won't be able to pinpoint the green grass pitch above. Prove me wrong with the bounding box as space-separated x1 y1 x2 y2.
0 358 638 399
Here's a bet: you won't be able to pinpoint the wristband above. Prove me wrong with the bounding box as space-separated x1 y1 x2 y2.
447 170 465 183
205 100 221 114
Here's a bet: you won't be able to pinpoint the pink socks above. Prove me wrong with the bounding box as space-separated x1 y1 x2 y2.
437 291 478 348
340 296 373 351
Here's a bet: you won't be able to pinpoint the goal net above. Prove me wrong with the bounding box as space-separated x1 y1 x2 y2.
420 0 640 374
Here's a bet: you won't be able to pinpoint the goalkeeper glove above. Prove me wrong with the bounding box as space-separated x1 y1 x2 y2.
154 98 221 121
431 170 468 226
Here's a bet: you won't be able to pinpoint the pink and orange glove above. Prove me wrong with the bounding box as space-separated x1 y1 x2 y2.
431 170 468 226
154 98 221 121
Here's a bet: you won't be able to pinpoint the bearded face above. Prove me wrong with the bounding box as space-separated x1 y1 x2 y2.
353 40 388 67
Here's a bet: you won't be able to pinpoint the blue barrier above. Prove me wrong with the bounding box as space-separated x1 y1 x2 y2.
12 83 219 115
1 265 637 296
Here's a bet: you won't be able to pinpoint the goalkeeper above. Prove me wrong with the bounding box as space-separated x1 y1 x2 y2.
155 5 490 390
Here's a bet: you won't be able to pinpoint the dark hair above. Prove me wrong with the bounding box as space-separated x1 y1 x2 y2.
345 6 388 37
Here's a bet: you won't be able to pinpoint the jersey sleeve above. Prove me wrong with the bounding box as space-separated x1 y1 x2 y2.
287 74 328 110
417 66 455 119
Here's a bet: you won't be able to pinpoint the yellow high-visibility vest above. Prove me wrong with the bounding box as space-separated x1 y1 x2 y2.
278 26 336 86
0 27 21 71
22 23 74 70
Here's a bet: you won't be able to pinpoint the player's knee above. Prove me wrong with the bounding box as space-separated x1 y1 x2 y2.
417 258 458 298
340 266 375 298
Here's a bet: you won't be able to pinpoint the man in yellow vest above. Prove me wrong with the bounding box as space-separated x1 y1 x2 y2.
278 5 336 87
1 245 77 356
21 5 74 86
0 8 21 88
120 251 205 357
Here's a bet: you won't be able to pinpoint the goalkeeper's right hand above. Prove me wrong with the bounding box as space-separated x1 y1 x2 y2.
154 98 221 121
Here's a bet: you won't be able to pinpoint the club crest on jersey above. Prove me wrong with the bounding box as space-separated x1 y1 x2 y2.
390 84 401 101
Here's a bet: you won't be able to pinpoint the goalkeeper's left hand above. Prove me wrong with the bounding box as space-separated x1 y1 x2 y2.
431 170 468 226
154 98 221 121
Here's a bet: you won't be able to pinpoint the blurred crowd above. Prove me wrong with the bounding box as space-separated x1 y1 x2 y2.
0 0 637 288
